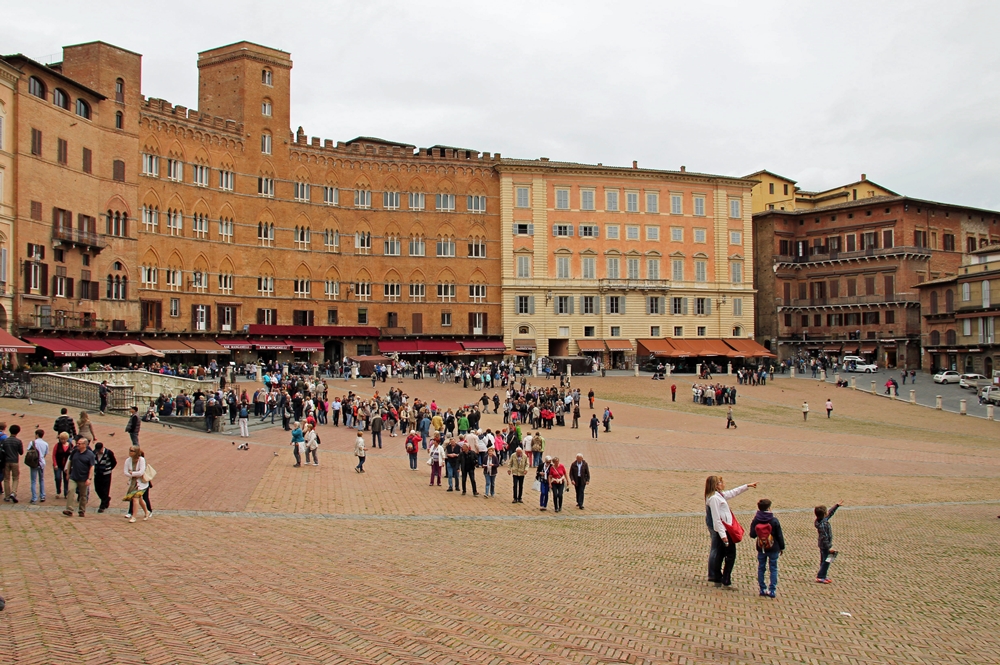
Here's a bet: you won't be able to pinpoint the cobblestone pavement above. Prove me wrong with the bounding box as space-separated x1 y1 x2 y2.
0 374 998 664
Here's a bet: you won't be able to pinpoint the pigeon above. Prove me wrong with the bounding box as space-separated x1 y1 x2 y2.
167 425 173 430
18 415 24 418
232 441 236 445
273 451 279 456
635 435 640 439
109 432 115 436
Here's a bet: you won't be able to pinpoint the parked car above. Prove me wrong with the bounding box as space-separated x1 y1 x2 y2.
979 385 1000 405
933 370 961 384
959 373 990 390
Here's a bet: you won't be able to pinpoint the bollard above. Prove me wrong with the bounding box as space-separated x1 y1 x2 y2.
891 389 896 401
696 363 701 378
909 389 916 404
960 399 967 415
727 363 732 376
871 381 877 394
936 395 943 410
834 373 840 384
666 363 671 376
634 364 639 377
567 365 572 378
988 404 995 421
532 366 537 377
821 369 827 381
850 377 856 389
790 367 796 378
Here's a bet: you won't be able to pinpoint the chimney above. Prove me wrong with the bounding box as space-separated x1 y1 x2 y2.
861 173 867 181
680 165 686 172
632 160 638 169
539 157 549 162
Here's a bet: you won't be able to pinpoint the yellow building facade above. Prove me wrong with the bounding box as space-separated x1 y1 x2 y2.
497 159 756 367
747 170 897 213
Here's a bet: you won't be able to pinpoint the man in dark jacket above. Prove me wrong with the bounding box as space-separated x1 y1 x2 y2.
62 437 95 518
98 381 109 415
53 408 77 440
2 424 24 503
568 453 591 509
370 411 383 448
92 442 117 512
459 442 479 496
125 406 141 446
749 498 786 598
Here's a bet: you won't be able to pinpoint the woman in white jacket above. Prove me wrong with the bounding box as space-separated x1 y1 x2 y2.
705 475 757 587
123 446 150 523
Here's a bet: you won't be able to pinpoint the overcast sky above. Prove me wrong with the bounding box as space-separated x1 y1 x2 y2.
7 0 1000 208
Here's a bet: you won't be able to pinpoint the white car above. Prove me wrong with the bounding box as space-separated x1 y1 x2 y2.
934 370 961 384
848 362 879 373
959 373 989 389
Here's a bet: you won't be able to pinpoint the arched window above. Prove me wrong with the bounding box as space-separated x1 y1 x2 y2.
262 68 273 86
929 291 938 315
28 76 46 99
732 325 744 337
930 330 940 346
106 274 128 301
945 289 954 313
115 78 124 103
53 88 69 110
115 111 123 130
946 329 957 346
74 99 91 119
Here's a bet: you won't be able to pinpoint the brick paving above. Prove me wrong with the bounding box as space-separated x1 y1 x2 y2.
0 375 998 663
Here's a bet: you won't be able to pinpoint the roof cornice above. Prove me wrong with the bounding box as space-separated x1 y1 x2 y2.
496 160 754 188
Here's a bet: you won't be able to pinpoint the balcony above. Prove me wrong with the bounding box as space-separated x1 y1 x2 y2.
20 311 111 331
598 279 671 291
776 245 930 268
781 293 920 309
52 224 108 252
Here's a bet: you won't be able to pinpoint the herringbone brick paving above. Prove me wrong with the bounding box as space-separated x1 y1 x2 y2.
0 375 997 664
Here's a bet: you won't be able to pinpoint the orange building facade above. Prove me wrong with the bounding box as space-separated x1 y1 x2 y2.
497 159 757 367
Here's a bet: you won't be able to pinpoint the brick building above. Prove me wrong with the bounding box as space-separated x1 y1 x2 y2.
754 196 999 369
918 244 1000 375
497 159 757 368
4 41 504 363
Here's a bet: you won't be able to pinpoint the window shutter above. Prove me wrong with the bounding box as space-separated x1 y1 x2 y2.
469 312 476 334
22 262 31 294
705 299 712 315
594 226 599 238
569 297 575 314
40 246 45 261
51 276 58 298
646 297 651 315
606 296 612 314
122 278 127 300
568 225 574 237
90 281 99 300
205 306 211 330
40 264 48 295
527 224 534 236
217 305 225 330
511 225 517 236
155 301 163 329
620 296 626 314
682 298 688 315
594 297 600 315
256 309 265 325
192 305 198 329
67 278 74 299
528 296 535 315
554 299 559 315
659 297 666 315
482 313 487 333
552 225 558 237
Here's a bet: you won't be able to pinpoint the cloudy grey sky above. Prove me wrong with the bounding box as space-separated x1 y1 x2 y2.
7 0 1000 208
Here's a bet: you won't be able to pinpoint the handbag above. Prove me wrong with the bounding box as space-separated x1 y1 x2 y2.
141 462 157 483
724 511 744 543
532 480 542 492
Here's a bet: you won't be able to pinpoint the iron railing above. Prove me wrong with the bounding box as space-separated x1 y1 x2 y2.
30 372 135 413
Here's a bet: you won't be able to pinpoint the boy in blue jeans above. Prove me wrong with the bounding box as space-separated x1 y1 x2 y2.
750 498 785 597
814 501 843 583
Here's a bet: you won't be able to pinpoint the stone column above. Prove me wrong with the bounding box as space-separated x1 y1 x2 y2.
821 369 827 381
790 367 795 378
960 399 967 415
850 377 856 389
871 381 877 394
909 390 916 404
634 364 639 377
935 395 943 410
727 363 732 376
988 404 995 421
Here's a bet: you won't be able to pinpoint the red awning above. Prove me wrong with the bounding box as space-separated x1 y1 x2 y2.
216 338 253 350
184 339 229 354
0 331 35 354
724 338 777 358
459 340 506 352
698 339 741 358
252 338 292 350
419 341 463 353
666 339 698 357
23 337 88 357
65 339 112 353
577 339 608 353
378 340 420 354
513 339 537 351
604 339 634 351
637 339 679 357
286 339 324 352
141 338 194 354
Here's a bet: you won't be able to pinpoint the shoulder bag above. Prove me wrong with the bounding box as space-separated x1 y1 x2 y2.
141 462 157 483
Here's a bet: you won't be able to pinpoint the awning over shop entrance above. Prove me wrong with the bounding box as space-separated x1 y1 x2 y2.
513 339 537 351
604 339 634 352
216 338 253 350
698 339 741 358
251 338 292 351
459 340 507 352
636 339 677 357
183 339 229 354
377 340 420 354
576 339 608 353
724 338 777 358
0 331 35 354
286 339 324 352
23 337 90 357
141 338 194 354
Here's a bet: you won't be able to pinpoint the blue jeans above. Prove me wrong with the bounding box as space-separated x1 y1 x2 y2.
539 481 549 508
446 463 459 489
372 431 382 448
408 453 417 469
30 467 45 502
818 547 832 579
484 474 495 497
53 467 67 496
757 550 779 594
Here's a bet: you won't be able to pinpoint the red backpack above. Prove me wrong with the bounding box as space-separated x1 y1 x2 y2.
754 522 774 550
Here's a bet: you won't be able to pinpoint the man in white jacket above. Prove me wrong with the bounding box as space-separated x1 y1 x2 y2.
705 475 757 587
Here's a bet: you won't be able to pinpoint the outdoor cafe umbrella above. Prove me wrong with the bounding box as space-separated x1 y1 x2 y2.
92 343 165 358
